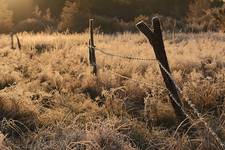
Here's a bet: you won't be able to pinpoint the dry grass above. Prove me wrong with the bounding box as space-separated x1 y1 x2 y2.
0 32 224 149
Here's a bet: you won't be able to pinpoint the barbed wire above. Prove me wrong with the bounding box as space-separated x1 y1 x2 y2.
92 46 184 93
108 69 193 119
89 46 225 149
108 70 166 90
109 69 225 149
89 46 157 61
185 99 225 149
155 57 225 148
158 60 225 148
91 46 182 92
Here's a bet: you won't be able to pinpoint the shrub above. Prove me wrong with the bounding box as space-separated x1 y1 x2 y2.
14 19 55 33
14 18 45 33
186 0 225 32
13 6 56 33
93 15 133 33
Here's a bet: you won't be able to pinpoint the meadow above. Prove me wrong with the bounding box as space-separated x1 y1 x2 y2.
0 32 225 150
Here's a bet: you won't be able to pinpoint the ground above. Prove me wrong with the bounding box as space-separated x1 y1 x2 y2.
0 32 225 150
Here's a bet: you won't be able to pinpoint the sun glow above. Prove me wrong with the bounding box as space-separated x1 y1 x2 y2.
7 0 34 20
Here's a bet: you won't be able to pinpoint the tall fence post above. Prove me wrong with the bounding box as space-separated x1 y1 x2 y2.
89 19 97 75
136 17 186 123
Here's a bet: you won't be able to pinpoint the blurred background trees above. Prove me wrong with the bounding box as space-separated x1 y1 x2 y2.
0 0 14 33
59 1 85 32
187 0 225 32
0 0 224 33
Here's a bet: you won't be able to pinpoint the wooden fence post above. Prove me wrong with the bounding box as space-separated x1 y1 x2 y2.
10 33 15 49
89 19 97 75
136 17 186 123
16 35 21 50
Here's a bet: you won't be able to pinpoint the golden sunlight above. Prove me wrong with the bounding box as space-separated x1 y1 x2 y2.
7 0 34 20
0 0 225 149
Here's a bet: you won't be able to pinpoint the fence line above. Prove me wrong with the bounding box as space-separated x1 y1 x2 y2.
92 45 183 93
89 45 225 148
107 62 225 149
157 59 225 149
87 18 225 149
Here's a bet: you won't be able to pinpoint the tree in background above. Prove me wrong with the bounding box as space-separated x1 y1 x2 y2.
33 0 67 18
211 0 224 7
187 0 224 20
0 0 14 33
57 0 191 33
13 6 56 33
32 6 54 22
141 0 188 19
186 0 224 32
58 1 89 32
1 0 224 33
58 1 78 31
187 0 211 20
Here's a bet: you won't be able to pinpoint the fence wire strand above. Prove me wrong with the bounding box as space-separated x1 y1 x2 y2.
156 57 225 149
89 45 225 149
108 70 166 90
90 46 157 61
110 69 225 149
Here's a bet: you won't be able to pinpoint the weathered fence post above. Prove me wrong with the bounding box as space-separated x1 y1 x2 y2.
16 35 21 50
10 33 15 49
89 19 97 75
136 17 186 123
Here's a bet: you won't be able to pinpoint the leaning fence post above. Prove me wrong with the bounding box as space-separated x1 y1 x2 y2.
16 35 21 50
89 19 97 75
136 17 186 123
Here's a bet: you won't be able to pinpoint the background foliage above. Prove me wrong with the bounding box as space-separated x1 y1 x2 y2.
0 0 224 33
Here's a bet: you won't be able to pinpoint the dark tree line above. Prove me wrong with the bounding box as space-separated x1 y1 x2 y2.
32 0 223 20
33 0 189 20
1 0 224 33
